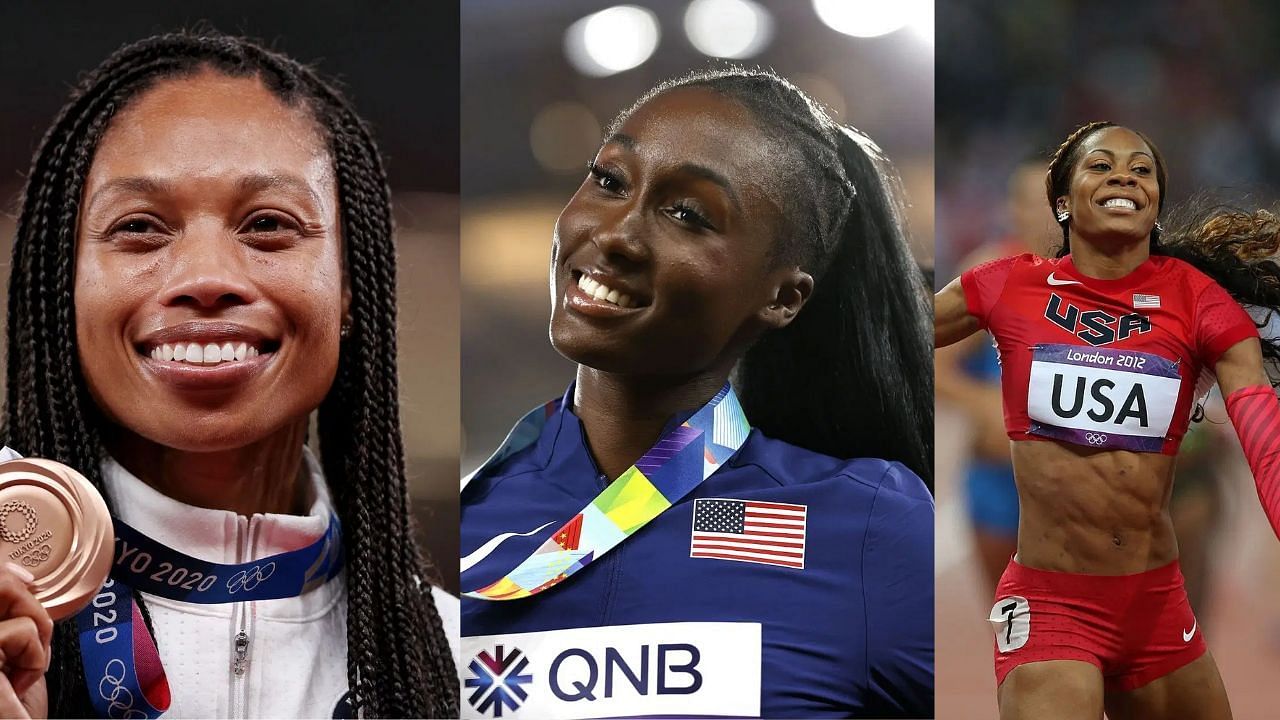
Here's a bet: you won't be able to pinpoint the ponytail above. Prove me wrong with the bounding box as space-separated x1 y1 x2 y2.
620 68 934 489
737 127 934 487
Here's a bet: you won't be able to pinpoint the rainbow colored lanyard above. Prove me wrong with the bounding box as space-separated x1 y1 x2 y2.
463 384 750 601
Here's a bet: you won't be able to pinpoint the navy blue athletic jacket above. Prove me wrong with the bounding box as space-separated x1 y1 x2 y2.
460 396 934 719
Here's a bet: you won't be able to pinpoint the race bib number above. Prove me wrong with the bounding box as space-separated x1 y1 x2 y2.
989 596 1030 653
460 622 761 719
1027 344 1181 452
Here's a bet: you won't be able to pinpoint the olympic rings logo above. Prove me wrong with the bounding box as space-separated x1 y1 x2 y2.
98 658 147 719
21 544 50 567
1085 432 1108 445
0 501 37 544
227 562 276 594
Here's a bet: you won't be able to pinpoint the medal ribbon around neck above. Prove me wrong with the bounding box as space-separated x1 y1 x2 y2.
463 383 750 601
76 515 344 719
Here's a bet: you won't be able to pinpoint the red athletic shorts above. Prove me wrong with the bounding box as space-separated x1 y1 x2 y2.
989 557 1206 692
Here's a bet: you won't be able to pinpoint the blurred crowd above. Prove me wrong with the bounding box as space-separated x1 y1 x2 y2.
936 0 1280 281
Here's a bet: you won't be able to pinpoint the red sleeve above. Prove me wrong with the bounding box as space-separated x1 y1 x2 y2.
959 255 1019 329
1195 281 1259 366
1226 386 1280 541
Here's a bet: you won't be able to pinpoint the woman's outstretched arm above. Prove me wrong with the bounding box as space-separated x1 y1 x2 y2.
1218 337 1280 540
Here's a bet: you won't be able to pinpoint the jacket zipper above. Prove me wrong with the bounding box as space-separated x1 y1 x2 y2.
229 516 255 718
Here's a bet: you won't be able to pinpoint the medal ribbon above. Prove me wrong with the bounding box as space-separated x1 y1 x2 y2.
76 515 343 719
463 383 750 601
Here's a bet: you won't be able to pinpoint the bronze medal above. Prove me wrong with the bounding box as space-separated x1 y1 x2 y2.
0 459 113 620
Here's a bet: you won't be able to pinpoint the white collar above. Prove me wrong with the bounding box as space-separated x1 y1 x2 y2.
101 446 334 566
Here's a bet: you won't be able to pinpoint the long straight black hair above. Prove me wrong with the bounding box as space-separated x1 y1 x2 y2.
612 68 934 488
6 32 456 716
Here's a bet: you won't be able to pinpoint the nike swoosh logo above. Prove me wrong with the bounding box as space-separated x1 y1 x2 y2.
1047 272 1083 286
1183 619 1197 642
460 521 555 573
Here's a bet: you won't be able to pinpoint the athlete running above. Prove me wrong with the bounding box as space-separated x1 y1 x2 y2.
935 121 1280 719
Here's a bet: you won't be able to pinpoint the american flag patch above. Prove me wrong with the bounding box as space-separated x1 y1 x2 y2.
1133 293 1161 308
690 498 806 569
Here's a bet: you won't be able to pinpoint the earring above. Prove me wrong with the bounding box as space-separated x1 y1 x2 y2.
1154 221 1165 234
340 321 352 339
1056 209 1070 223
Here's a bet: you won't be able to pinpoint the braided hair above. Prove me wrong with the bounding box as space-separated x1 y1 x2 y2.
6 32 457 716
609 68 934 488
1046 121 1280 374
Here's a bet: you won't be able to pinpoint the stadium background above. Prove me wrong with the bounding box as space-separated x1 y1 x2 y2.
460 0 935 476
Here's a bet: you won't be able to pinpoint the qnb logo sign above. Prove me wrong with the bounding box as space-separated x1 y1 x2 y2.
1044 293 1150 346
460 622 762 719
466 645 533 717
548 644 702 703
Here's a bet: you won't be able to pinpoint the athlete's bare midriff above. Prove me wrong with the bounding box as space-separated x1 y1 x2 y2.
1010 438 1178 575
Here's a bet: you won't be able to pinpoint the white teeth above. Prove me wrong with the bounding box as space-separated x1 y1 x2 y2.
1104 198 1137 210
576 273 639 308
148 340 264 365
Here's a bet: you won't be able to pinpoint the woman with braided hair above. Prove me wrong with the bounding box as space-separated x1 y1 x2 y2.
0 32 457 717
461 68 934 718
936 121 1280 718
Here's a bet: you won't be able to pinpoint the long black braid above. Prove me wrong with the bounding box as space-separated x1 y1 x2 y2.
608 68 934 488
1046 121 1280 374
6 32 457 716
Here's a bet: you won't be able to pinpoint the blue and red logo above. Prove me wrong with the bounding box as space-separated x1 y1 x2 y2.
465 645 533 717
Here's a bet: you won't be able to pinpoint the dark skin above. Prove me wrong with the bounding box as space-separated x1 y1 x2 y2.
936 127 1251 719
549 86 813 480
0 70 349 717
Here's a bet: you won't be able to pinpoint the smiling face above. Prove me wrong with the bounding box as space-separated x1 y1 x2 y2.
549 86 810 376
1057 126 1162 245
75 69 345 452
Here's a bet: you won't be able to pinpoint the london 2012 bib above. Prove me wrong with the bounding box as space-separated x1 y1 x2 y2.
1026 344 1181 452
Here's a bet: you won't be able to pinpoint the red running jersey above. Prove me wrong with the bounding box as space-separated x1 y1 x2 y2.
960 253 1257 454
